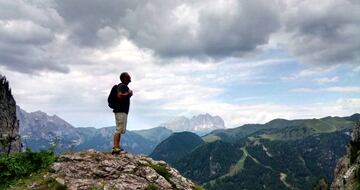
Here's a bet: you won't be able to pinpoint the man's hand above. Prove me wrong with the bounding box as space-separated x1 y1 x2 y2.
117 90 133 98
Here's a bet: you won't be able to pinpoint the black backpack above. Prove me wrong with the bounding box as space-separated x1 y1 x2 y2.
107 85 118 109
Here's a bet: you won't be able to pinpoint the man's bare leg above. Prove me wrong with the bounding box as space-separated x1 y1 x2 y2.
113 132 121 148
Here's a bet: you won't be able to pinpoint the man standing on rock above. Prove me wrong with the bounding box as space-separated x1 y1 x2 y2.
108 72 133 155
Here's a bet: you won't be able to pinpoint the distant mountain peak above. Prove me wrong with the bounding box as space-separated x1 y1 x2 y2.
161 113 225 135
17 107 71 125
16 106 76 147
31 110 54 117
191 113 211 118
33 110 45 114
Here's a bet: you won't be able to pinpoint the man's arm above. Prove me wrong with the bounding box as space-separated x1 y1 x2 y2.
117 90 133 98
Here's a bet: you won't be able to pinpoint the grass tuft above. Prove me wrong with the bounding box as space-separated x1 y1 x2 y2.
145 183 160 190
148 163 172 182
192 184 205 190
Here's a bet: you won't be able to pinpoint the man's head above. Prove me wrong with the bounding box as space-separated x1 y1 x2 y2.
120 72 131 84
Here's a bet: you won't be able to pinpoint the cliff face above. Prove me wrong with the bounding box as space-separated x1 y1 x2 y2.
48 150 197 190
0 75 21 153
331 121 360 189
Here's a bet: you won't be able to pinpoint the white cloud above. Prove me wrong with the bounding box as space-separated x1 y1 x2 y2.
48 0 281 58
314 76 339 84
290 88 315 93
281 66 337 81
326 86 360 93
0 37 303 129
0 20 52 44
1 0 359 76
277 0 360 66
157 97 360 127
1 0 359 130
355 66 360 72
291 86 360 93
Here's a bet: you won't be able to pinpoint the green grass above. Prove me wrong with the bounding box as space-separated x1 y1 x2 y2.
91 186 104 190
192 184 205 190
226 148 248 177
8 170 66 190
256 118 356 142
145 184 160 190
321 117 355 130
202 134 221 143
148 163 172 182
247 136 260 141
259 134 281 141
207 147 249 186
0 149 57 189
305 120 335 133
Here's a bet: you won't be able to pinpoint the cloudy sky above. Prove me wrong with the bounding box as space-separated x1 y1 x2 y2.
0 0 359 130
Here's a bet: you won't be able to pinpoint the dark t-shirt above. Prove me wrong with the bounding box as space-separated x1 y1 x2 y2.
113 83 130 114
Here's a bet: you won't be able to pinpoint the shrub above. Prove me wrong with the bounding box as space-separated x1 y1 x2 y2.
0 149 57 189
145 183 160 190
148 163 172 182
9 173 66 190
350 141 360 164
193 184 205 190
311 177 328 190
43 177 67 190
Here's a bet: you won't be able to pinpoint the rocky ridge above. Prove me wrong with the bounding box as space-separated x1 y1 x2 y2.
0 75 21 153
331 120 360 189
49 150 197 190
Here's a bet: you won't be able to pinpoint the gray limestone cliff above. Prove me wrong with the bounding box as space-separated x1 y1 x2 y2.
0 75 21 154
46 150 198 190
161 113 225 136
331 120 360 190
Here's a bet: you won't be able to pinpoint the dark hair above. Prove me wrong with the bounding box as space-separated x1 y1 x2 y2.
120 72 129 82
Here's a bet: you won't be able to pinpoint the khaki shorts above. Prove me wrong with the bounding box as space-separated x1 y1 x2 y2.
115 112 127 134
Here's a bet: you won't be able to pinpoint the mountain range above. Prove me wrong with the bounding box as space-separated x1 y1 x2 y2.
16 106 173 154
150 113 360 190
16 107 222 155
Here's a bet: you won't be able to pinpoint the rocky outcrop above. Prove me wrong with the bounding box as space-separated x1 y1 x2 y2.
0 75 21 153
331 121 360 190
49 150 197 190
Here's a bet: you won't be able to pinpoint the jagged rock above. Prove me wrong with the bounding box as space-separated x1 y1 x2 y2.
49 150 196 190
352 121 360 142
312 177 329 190
0 75 21 153
331 121 360 190
160 113 225 135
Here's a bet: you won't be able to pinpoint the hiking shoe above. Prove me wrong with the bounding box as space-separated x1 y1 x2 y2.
111 147 123 155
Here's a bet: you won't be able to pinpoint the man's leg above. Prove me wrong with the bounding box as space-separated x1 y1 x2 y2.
113 132 121 148
112 112 126 154
122 113 128 134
